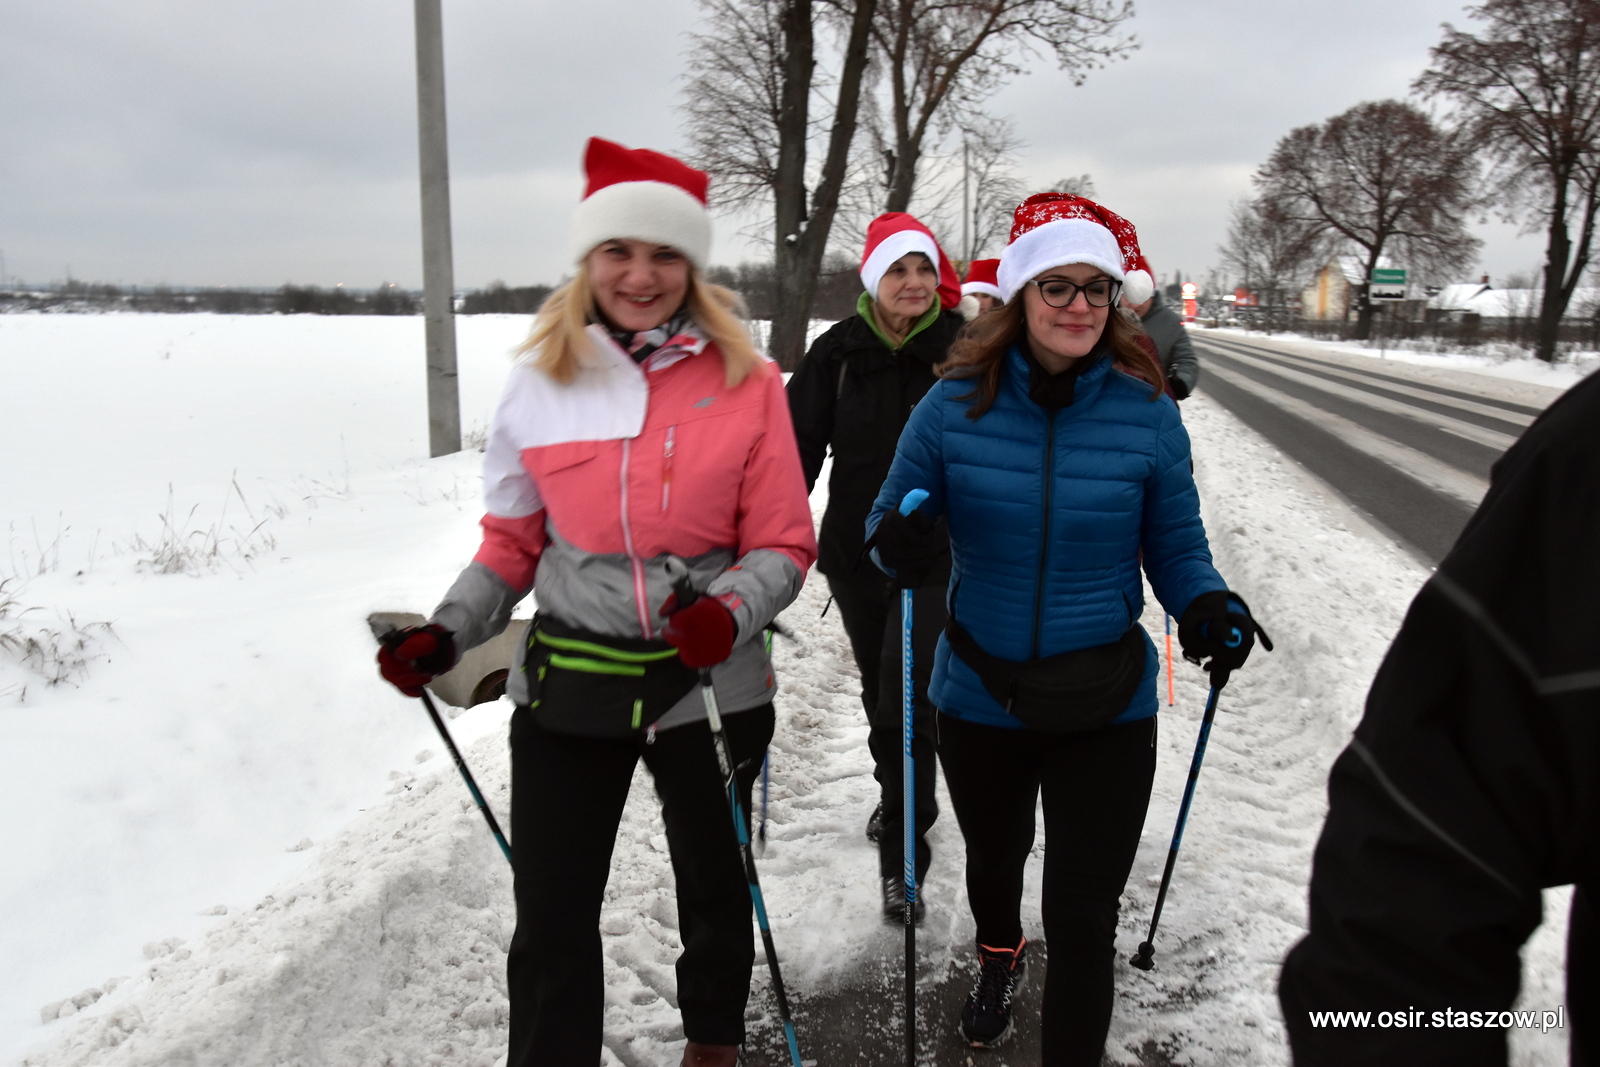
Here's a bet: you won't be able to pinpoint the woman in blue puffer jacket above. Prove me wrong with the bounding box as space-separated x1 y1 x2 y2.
866 193 1267 1064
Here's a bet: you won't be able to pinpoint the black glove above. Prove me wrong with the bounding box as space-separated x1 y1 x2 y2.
874 507 945 589
1170 377 1191 401
1178 590 1272 685
377 624 456 697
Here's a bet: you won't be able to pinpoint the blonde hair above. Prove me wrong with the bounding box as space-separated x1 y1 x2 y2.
515 262 763 387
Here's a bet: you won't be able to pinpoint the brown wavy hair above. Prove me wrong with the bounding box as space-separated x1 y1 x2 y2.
938 300 1165 419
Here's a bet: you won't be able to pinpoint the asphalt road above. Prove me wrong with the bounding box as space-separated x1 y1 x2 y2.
1189 331 1558 565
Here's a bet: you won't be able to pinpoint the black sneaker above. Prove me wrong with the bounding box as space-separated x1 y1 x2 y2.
880 875 925 925
865 802 883 843
960 937 1028 1048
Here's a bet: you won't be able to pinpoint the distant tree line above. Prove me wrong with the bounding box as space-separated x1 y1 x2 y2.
0 281 419 315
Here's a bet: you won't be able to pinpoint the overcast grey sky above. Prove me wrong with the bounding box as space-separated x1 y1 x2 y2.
0 0 1547 291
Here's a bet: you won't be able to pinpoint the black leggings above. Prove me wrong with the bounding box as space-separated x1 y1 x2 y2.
505 704 774 1066
938 713 1158 1067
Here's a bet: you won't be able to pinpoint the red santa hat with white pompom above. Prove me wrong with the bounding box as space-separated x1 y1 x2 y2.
858 213 962 311
995 193 1154 307
569 137 712 269
961 258 1002 301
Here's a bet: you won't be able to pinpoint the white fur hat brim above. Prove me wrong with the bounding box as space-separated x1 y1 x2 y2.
961 281 1003 301
996 218 1125 303
569 180 712 268
860 230 940 302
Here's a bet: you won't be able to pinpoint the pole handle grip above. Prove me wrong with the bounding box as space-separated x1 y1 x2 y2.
898 488 929 516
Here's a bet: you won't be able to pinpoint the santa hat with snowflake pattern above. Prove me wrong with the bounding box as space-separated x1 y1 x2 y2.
569 137 712 269
995 193 1154 306
859 213 962 311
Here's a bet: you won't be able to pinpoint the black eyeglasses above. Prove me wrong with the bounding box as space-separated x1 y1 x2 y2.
1029 278 1121 308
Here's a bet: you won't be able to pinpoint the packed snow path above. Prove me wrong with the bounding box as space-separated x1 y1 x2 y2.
8 315 1579 1066
1190 329 1565 564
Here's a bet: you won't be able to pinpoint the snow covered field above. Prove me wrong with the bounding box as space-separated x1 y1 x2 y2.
0 313 1576 1065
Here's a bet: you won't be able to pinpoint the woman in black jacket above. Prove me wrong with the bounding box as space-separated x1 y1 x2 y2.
786 212 966 921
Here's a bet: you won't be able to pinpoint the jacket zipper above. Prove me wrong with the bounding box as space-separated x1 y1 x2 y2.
660 425 675 511
1031 412 1056 660
618 437 653 638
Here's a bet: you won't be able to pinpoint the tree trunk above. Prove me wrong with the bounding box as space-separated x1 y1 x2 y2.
767 0 878 370
1535 184 1573 363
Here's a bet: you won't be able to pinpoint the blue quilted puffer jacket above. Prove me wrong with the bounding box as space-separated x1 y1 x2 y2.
866 343 1226 729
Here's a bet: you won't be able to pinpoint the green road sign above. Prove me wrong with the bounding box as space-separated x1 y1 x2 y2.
1370 267 1407 300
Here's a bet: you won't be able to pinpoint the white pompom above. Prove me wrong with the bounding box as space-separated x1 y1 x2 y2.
1121 269 1154 307
955 294 982 321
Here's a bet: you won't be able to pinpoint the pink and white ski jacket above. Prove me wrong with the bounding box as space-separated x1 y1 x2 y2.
430 323 817 727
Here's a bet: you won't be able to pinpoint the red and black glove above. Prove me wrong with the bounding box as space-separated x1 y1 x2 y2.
377 624 456 697
660 593 737 669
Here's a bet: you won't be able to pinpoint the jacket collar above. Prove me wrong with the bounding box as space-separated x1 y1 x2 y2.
856 292 941 352
1004 340 1112 414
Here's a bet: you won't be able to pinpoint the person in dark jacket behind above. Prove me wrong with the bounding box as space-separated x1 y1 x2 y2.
787 212 966 922
867 193 1266 1061
1124 256 1198 400
1279 369 1600 1067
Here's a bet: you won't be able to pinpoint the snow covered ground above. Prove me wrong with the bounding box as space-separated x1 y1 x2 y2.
1 313 1576 1065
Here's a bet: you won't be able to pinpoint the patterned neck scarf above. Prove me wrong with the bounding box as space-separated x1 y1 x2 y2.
605 308 697 364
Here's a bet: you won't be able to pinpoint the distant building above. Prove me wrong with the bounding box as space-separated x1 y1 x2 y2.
1426 281 1600 324
1299 255 1403 321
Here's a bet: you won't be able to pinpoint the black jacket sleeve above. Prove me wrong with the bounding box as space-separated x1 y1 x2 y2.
1279 372 1600 1066
785 328 840 495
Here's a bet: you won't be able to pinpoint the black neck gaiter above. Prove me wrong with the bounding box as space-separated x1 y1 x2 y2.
1022 339 1105 410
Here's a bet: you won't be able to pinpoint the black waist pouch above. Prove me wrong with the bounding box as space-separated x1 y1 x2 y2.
526 615 699 739
945 619 1146 733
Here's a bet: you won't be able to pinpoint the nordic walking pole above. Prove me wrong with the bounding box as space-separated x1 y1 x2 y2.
1165 614 1175 707
419 688 514 865
897 487 929 1067
1130 670 1230 972
759 751 771 852
664 560 803 1067
376 627 513 866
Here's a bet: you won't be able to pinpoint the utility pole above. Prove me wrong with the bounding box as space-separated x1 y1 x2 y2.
961 141 971 264
413 0 461 457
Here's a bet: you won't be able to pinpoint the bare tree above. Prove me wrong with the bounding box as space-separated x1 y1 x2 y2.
1255 99 1481 340
1050 173 1096 197
1416 0 1600 362
1219 197 1327 331
682 0 878 369
870 0 1134 213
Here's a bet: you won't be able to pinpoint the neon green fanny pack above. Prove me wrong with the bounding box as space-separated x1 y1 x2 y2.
525 615 699 738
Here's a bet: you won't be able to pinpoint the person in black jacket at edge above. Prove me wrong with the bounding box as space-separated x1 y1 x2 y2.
1278 368 1600 1066
787 211 970 922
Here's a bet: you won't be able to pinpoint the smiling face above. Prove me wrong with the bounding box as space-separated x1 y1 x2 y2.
586 238 692 332
873 252 938 332
1022 262 1114 372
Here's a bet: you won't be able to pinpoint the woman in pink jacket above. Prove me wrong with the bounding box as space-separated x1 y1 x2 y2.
379 138 817 1067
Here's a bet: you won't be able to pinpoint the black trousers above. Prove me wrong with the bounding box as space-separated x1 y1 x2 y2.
505 704 774 1066
938 713 1158 1067
825 566 944 880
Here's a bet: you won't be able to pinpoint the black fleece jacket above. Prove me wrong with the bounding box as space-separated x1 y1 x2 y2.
1279 369 1600 1065
786 308 964 577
